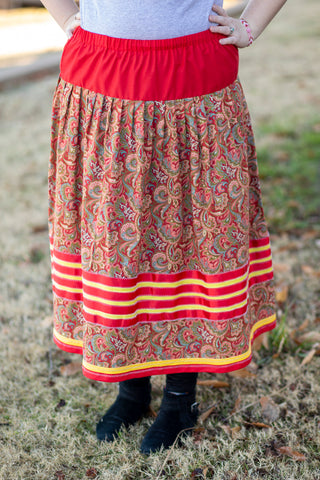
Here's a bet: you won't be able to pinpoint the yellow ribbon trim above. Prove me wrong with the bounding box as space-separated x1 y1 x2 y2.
83 285 248 306
52 265 272 295
52 266 272 320
52 254 272 285
54 329 83 347
83 298 248 319
81 314 276 375
249 245 270 253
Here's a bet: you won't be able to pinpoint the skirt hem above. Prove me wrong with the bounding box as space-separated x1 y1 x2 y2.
53 314 276 382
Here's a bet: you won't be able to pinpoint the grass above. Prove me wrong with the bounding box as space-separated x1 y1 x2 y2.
256 119 320 234
1 359 320 480
1 0 320 477
267 310 290 352
0 99 319 477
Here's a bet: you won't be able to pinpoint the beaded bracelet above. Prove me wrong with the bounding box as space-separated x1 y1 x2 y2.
240 18 254 46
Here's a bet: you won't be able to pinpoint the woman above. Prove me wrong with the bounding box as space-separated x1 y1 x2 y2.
41 0 286 454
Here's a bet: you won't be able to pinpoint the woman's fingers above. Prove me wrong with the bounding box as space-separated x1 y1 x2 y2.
211 4 228 17
64 13 81 38
219 35 237 45
209 12 236 36
208 8 250 48
210 25 235 37
209 14 230 26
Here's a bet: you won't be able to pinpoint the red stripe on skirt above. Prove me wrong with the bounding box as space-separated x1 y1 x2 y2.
83 290 248 314
83 304 249 326
52 268 273 319
50 239 274 322
250 237 270 247
82 280 248 301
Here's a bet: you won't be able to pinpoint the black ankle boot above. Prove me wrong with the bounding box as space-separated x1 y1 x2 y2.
140 388 199 454
96 377 151 442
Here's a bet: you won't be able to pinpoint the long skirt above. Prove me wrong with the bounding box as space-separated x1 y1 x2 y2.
49 27 276 382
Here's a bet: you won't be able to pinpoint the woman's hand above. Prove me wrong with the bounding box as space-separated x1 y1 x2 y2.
209 4 251 48
64 12 81 38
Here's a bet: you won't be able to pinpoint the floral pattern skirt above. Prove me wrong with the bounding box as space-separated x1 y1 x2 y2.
49 27 276 382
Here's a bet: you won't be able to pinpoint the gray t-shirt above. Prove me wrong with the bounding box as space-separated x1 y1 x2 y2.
80 0 223 39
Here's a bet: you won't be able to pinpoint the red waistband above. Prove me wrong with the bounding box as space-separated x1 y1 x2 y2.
76 26 221 50
60 27 239 101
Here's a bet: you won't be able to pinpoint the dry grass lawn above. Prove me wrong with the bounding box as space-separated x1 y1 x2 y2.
0 0 320 479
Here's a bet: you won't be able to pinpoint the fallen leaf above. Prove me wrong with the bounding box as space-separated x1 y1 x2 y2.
301 265 320 278
86 468 98 478
197 379 230 388
199 404 216 423
192 426 205 444
60 362 82 376
290 319 310 339
298 318 310 331
252 335 263 351
287 199 301 209
31 224 48 234
229 368 257 379
301 230 319 240
276 335 286 356
243 420 272 429
220 425 241 438
146 405 157 418
262 332 270 350
220 424 232 436
294 332 320 344
231 426 241 438
259 396 280 422
301 345 319 366
253 332 269 351
231 395 241 414
275 284 289 303
55 471 65 480
247 361 258 374
202 467 209 478
193 427 205 435
276 446 306 461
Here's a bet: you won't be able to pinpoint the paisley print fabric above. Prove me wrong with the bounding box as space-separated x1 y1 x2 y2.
48 28 276 382
49 76 276 382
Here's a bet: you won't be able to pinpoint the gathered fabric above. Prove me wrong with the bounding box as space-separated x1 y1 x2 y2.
49 27 276 382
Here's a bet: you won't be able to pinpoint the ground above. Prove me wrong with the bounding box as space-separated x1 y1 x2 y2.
0 0 320 479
